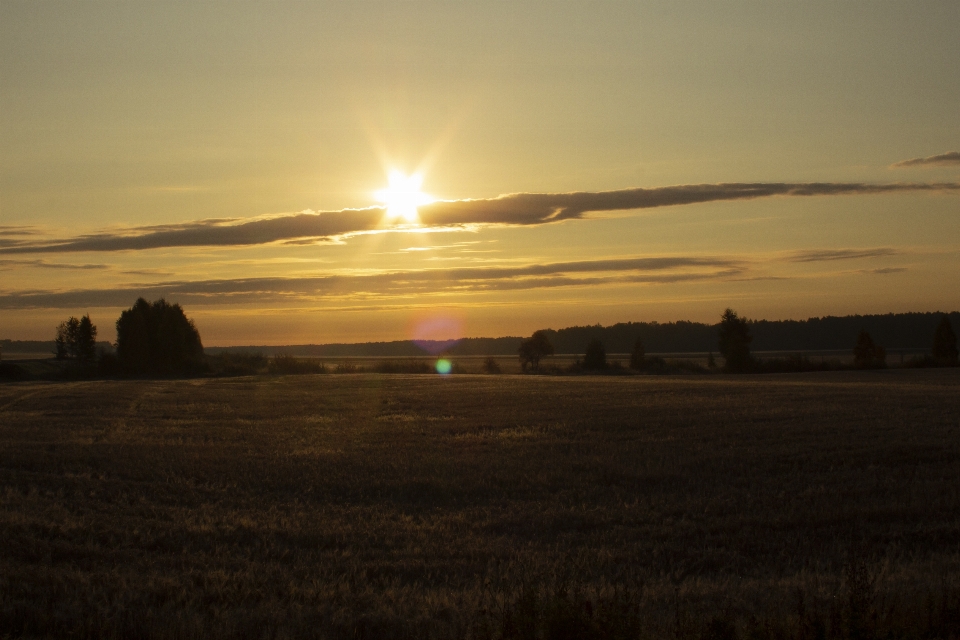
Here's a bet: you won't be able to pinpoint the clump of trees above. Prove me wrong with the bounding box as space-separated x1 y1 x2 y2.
55 315 98 363
583 339 608 371
932 315 958 365
519 330 554 373
116 298 204 375
853 330 886 369
718 308 753 373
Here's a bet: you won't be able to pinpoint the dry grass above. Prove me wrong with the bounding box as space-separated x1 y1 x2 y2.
1 370 959 638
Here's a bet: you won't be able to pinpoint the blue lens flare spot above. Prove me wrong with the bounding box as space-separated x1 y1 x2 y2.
435 359 452 375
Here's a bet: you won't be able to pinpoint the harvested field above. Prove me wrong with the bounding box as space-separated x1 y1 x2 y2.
1 370 959 638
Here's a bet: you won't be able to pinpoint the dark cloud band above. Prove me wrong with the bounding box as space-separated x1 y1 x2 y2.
892 152 960 168
3 181 957 255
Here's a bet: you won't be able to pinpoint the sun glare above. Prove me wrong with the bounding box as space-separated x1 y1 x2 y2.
375 170 433 223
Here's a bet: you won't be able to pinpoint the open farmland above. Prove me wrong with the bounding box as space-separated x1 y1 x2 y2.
2 370 960 639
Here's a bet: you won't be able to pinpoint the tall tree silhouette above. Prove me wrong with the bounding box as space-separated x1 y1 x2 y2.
718 308 753 372
518 330 554 373
54 315 97 362
932 315 958 364
116 298 203 375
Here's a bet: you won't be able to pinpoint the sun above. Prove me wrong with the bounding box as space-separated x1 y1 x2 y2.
374 170 434 223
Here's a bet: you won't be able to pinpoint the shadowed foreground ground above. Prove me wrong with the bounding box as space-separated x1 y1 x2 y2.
1 370 959 638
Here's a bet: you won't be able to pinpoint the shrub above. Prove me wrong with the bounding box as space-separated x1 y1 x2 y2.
853 330 886 369
373 360 431 374
932 315 959 365
269 355 326 375
583 339 607 371
628 337 645 370
208 352 266 376
482 357 502 374
116 298 204 376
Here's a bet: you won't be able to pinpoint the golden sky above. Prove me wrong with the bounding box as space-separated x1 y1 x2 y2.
2 1 959 345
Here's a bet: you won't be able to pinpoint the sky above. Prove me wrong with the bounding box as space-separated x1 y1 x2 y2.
1 0 959 346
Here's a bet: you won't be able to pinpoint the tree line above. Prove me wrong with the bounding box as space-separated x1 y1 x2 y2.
517 309 959 373
38 302 960 378
199 311 960 358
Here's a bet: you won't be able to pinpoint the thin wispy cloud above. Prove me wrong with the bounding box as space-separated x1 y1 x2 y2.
0 226 45 236
3 181 957 255
891 152 960 168
0 258 108 271
0 245 906 310
784 248 898 262
0 255 744 309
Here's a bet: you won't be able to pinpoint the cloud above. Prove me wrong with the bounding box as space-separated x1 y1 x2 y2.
0 255 743 309
784 248 898 262
0 259 108 271
892 152 960 168
0 226 44 236
3 181 958 254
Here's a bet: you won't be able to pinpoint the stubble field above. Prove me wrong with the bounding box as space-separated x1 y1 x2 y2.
1 370 959 639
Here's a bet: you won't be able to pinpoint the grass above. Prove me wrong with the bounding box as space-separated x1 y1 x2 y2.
1 370 959 638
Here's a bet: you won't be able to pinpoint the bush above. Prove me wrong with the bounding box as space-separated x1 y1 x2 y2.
269 355 326 375
373 360 432 374
582 339 607 371
628 337 645 370
0 362 28 381
116 298 204 376
96 351 122 377
208 352 266 376
853 330 886 369
932 315 959 365
482 357 502 374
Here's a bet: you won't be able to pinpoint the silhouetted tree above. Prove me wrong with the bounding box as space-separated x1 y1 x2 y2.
116 298 204 375
932 315 958 364
707 352 716 369
54 320 72 360
77 315 97 362
853 329 886 369
718 308 753 372
518 330 554 373
629 337 645 370
583 339 607 370
482 357 502 374
54 315 97 362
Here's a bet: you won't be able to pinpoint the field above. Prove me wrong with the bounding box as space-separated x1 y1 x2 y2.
2 370 959 639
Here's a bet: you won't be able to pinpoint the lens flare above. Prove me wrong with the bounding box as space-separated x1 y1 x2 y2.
435 359 453 375
410 314 463 355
